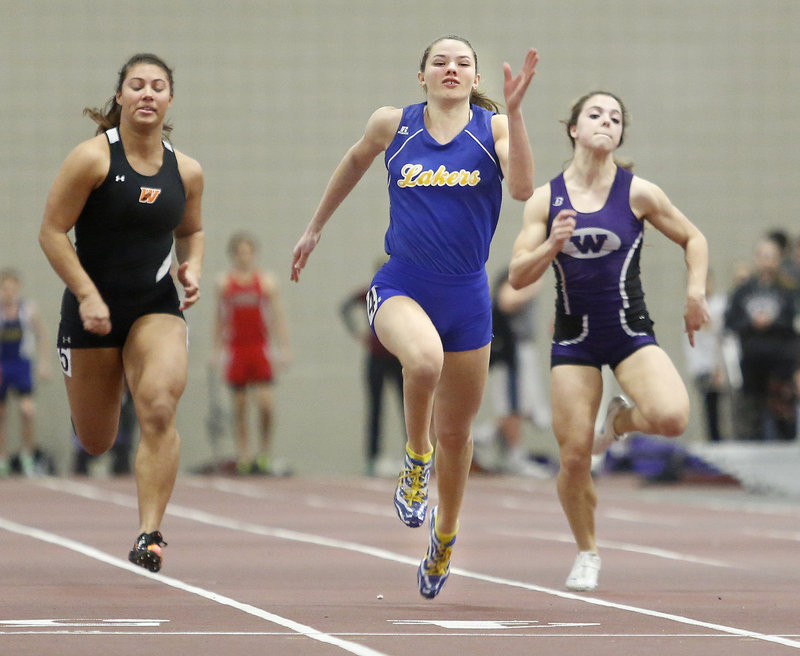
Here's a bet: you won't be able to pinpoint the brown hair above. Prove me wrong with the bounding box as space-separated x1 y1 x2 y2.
419 35 501 113
227 232 259 258
0 268 20 284
562 90 632 170
83 53 174 136
563 90 630 148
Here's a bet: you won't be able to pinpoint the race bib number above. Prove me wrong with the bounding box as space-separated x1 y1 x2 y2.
366 286 380 326
58 347 72 377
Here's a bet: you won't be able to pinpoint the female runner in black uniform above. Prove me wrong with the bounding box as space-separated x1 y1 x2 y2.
39 53 205 572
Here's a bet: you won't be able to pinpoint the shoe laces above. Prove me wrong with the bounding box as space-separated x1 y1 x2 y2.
398 463 429 504
136 530 167 549
424 539 452 576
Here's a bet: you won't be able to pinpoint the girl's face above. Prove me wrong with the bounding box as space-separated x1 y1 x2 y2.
570 94 624 152
232 240 255 270
0 278 20 304
116 63 173 129
419 39 479 102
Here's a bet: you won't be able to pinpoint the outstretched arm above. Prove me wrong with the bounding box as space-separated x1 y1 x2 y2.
291 106 401 282
493 48 538 201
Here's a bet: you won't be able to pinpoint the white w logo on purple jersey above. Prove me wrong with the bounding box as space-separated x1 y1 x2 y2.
562 228 622 259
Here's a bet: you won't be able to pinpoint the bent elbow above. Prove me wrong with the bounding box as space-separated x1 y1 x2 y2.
37 228 50 254
510 184 534 202
507 267 524 290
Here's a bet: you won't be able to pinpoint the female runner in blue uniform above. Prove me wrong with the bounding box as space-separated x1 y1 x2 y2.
292 36 538 598
508 91 709 592
39 54 205 572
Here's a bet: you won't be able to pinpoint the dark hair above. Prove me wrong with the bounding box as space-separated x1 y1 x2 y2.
227 232 258 258
0 268 20 284
419 35 501 113
83 53 174 136
766 229 789 254
563 90 630 148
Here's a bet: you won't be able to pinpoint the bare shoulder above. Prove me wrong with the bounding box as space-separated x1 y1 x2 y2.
62 133 110 184
364 106 403 148
630 174 669 217
368 105 403 127
174 149 204 189
260 269 279 292
490 113 510 137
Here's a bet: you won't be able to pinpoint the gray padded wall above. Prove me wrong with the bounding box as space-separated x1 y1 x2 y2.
1 0 797 473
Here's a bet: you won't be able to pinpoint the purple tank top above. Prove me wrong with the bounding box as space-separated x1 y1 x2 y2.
547 166 645 316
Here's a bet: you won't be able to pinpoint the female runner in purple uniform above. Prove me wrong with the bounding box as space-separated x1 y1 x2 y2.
292 36 538 598
509 91 709 592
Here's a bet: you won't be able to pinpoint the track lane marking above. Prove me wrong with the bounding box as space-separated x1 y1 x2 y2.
0 514 390 656
25 477 800 650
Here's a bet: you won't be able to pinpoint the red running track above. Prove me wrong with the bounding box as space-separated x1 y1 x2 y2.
1 472 799 655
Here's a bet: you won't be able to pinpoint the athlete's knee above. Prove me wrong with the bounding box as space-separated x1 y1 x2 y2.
401 348 443 390
652 409 688 437
135 389 180 435
558 441 592 477
435 426 471 451
642 402 689 437
75 428 115 456
19 398 35 420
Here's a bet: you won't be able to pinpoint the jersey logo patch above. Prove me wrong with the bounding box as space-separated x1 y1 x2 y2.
553 196 564 207
139 187 162 204
397 163 480 188
561 228 622 259
398 125 409 135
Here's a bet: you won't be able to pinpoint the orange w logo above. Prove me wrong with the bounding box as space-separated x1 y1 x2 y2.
139 187 162 204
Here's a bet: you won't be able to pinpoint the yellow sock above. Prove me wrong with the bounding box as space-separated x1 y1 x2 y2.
406 443 433 462
435 515 458 543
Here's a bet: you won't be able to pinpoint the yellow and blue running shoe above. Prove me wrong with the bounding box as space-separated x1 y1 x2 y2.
394 449 431 527
417 506 456 599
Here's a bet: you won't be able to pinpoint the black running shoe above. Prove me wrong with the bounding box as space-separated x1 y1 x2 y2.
128 530 167 572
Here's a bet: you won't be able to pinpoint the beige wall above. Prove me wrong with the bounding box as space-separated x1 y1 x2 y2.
1 0 798 474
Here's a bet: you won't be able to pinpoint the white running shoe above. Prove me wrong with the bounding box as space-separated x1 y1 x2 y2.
592 395 632 455
565 551 601 591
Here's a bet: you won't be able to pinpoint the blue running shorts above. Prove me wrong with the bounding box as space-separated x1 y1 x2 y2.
367 257 492 353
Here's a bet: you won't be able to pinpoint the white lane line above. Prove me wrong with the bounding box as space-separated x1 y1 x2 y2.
0 515 390 656
184 477 394 518
1 631 800 638
743 528 800 542
601 509 683 526
30 477 800 650
304 495 393 518
495 527 735 568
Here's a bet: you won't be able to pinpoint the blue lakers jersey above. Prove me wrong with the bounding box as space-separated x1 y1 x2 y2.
384 103 503 275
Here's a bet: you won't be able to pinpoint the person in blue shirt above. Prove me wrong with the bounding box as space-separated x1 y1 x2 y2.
0 269 51 477
292 35 537 598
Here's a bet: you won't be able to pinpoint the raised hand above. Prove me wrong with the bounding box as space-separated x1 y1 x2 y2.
503 48 539 113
